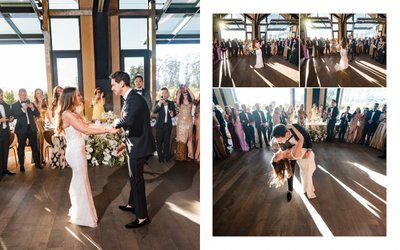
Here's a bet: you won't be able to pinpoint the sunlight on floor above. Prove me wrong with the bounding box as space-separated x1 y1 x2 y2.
354 61 386 80
80 232 103 250
358 60 386 74
249 65 275 87
166 200 200 225
44 207 51 213
349 65 384 87
265 62 299 83
0 237 7 250
317 164 382 219
353 180 386 205
348 162 386 188
65 226 87 247
293 177 334 236
312 58 321 87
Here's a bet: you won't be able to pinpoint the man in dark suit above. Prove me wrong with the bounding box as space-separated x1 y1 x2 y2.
326 99 339 142
338 106 352 142
153 87 176 163
0 89 15 176
252 103 269 148
272 123 313 201
265 105 273 141
11 88 42 172
110 71 155 228
133 74 152 111
239 104 257 150
349 35 356 62
227 39 233 58
213 103 229 147
361 103 381 145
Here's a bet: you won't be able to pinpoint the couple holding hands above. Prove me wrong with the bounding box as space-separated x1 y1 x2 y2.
57 71 154 228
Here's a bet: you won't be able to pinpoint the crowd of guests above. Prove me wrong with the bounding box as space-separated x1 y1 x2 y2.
0 78 200 178
300 35 387 64
213 100 386 159
212 36 299 66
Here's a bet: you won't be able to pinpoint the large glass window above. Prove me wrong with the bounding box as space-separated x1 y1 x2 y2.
119 0 149 10
294 88 305 108
0 18 15 34
56 58 79 88
339 88 386 113
120 18 148 49
235 88 291 107
124 57 145 84
51 18 80 50
325 88 338 107
156 44 200 99
48 0 79 9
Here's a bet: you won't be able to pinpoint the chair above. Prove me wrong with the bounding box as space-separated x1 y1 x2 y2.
9 132 18 168
44 130 55 162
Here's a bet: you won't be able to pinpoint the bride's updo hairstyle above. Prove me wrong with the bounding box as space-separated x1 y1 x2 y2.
270 155 292 188
55 87 77 135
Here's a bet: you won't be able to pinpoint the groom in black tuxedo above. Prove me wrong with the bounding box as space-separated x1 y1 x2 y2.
153 87 176 163
326 99 339 142
252 103 269 148
272 123 313 201
11 88 42 172
348 35 356 62
0 88 15 176
110 71 155 228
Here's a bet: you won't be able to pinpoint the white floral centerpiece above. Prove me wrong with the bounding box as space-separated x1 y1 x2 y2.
85 111 126 167
102 111 118 124
307 125 327 143
85 132 126 167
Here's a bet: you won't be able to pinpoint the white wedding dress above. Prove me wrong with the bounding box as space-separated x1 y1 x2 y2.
64 125 98 227
335 48 349 71
294 149 317 199
254 48 264 69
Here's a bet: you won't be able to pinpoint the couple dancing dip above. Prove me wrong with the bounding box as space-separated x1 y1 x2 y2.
269 123 316 201
55 71 155 228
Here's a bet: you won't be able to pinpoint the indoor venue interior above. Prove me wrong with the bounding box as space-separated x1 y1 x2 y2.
300 14 386 87
213 87 386 236
0 0 200 249
212 13 299 87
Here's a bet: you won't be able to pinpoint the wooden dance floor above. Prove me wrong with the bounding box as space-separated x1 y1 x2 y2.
300 54 386 87
0 153 199 249
213 55 299 87
213 143 386 236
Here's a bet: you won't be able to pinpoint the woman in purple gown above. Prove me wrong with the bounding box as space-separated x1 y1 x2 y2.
232 108 249 152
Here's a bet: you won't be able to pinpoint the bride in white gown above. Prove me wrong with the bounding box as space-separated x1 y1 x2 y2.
254 40 264 69
270 125 316 199
335 39 349 71
55 87 117 227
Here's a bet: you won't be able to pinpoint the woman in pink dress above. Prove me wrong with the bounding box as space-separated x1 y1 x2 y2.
232 108 249 152
356 108 369 143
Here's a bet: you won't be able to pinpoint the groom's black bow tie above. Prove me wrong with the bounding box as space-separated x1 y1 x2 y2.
21 100 27 104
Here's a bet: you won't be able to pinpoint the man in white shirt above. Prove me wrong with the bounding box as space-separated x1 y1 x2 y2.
11 88 42 172
153 87 176 162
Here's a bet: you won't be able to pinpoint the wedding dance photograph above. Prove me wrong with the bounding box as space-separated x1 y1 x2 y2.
213 87 386 236
0 1 200 249
213 14 299 87
300 14 386 87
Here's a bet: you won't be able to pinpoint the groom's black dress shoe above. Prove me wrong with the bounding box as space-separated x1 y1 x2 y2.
20 166 25 172
287 192 292 202
119 204 135 213
125 217 151 228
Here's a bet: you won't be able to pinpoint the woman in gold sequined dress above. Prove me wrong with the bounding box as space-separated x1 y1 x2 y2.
175 85 195 161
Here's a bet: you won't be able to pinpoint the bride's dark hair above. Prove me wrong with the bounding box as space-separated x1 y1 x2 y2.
269 156 293 188
341 39 347 49
55 87 77 135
